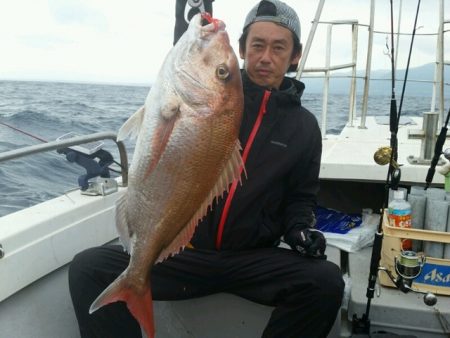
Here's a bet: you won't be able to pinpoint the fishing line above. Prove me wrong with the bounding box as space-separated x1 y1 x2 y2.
0 121 48 143
396 0 421 124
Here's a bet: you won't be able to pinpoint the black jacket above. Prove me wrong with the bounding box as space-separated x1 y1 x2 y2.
191 71 322 250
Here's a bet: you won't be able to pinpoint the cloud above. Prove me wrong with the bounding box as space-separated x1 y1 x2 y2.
48 0 107 29
0 0 174 84
0 0 446 84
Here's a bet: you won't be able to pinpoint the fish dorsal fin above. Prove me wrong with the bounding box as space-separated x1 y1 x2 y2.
117 105 145 141
156 140 244 263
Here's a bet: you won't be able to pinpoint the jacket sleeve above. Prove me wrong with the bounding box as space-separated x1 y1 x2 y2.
282 116 322 235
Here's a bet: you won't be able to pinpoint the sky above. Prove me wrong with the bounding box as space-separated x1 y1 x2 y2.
0 0 447 85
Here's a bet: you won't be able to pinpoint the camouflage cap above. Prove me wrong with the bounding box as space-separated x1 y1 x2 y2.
243 0 301 43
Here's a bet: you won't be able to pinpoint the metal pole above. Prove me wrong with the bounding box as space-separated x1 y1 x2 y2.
421 112 439 160
360 0 375 129
296 0 326 78
431 35 439 113
348 23 358 127
321 24 332 134
394 0 403 73
438 0 444 126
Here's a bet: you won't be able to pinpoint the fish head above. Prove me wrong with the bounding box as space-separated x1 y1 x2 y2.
172 13 243 122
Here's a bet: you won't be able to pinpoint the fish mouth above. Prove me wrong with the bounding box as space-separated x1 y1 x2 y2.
191 13 226 33
200 17 226 34
190 13 226 40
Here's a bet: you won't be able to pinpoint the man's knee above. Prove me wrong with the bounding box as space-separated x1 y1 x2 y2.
312 261 345 306
69 247 101 287
68 245 127 297
287 259 344 307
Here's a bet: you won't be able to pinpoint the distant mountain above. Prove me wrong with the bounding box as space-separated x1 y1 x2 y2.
301 63 450 97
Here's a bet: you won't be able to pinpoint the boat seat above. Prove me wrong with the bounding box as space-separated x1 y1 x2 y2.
153 245 342 338
0 246 341 338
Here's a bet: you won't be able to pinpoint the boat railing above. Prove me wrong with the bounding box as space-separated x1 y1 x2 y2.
296 0 375 135
432 13 450 124
296 0 448 137
298 19 362 134
0 131 129 187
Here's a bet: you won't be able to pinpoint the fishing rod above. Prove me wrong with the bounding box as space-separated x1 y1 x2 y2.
353 0 423 334
389 0 399 170
424 106 450 189
387 0 422 189
174 0 213 45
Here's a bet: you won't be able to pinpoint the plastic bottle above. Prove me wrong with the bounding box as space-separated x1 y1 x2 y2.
388 190 412 250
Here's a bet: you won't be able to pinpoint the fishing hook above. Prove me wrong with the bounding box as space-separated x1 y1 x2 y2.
383 35 391 58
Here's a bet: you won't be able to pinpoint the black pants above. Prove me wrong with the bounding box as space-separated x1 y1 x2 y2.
69 245 344 338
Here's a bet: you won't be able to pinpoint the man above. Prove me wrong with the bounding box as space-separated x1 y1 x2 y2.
69 1 345 337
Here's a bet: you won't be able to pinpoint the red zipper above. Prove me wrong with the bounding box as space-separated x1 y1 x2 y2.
215 90 272 250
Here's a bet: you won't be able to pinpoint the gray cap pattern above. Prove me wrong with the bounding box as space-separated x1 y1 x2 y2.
243 0 301 43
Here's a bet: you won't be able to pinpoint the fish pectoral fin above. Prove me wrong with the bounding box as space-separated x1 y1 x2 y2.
117 105 145 141
161 98 180 120
89 274 155 338
144 114 177 179
156 140 244 263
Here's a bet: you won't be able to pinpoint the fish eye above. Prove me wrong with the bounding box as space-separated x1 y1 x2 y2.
216 64 230 80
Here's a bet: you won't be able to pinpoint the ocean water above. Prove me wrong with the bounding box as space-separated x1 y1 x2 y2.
0 79 433 217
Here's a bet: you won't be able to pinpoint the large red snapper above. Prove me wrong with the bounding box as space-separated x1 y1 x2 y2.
89 13 244 338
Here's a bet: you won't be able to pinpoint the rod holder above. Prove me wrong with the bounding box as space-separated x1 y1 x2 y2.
407 112 443 165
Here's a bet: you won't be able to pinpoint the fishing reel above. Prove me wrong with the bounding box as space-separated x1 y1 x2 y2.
378 250 437 306
374 146 401 189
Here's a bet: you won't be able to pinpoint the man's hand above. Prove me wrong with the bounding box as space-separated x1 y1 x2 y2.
285 228 327 259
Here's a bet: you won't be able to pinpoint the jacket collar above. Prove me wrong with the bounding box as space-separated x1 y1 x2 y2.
241 70 305 105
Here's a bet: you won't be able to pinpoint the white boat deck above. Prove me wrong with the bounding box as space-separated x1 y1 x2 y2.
321 116 447 185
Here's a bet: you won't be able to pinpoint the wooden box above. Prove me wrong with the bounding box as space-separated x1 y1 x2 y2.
379 212 450 295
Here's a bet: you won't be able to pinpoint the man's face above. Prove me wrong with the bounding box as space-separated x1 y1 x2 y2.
240 21 301 90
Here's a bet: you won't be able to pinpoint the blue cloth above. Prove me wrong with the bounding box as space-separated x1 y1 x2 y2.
315 206 362 234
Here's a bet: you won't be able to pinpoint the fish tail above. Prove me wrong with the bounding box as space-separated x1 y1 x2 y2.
89 275 155 338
